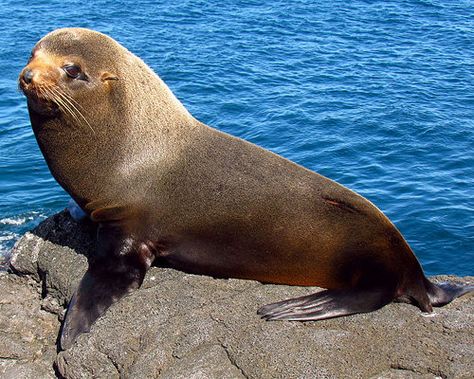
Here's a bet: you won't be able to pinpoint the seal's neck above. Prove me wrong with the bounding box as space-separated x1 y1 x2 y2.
29 88 196 211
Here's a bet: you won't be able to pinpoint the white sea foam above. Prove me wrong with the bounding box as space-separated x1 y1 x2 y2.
0 233 18 242
0 212 45 226
0 217 28 225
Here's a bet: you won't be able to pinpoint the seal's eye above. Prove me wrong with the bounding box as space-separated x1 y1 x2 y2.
63 64 82 79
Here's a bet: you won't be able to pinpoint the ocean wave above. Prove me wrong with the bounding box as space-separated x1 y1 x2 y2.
0 216 32 226
0 211 44 226
0 232 18 243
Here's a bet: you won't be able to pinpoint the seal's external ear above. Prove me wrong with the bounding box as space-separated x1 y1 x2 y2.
100 71 119 81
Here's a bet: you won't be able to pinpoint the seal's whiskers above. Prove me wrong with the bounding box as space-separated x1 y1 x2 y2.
48 85 95 133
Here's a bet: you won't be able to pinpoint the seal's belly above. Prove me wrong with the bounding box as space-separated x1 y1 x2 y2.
155 232 343 288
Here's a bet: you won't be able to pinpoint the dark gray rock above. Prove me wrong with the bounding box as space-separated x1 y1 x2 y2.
5 211 474 378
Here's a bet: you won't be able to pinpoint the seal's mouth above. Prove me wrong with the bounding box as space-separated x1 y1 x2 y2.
19 71 59 116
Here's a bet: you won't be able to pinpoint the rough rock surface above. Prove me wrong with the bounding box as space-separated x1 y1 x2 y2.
0 273 59 378
4 211 474 378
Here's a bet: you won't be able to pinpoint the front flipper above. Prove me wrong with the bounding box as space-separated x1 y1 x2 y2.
60 224 155 350
257 287 393 321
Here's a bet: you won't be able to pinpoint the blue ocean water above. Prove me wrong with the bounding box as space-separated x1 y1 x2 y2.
0 1 473 275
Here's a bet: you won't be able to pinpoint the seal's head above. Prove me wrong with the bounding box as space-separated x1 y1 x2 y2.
19 28 120 125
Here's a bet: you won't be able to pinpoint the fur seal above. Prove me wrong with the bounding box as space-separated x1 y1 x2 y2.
19 28 473 350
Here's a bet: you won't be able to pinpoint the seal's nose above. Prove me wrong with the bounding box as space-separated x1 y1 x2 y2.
23 69 34 84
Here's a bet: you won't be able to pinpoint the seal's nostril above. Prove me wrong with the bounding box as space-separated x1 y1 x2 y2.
23 69 34 84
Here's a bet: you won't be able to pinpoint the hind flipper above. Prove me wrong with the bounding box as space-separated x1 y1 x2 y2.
60 224 155 350
426 280 474 307
258 288 393 321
